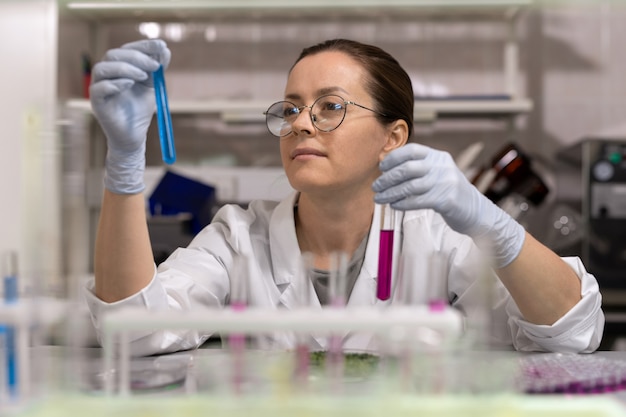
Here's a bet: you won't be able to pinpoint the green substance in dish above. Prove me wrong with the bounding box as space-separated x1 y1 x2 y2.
309 351 380 378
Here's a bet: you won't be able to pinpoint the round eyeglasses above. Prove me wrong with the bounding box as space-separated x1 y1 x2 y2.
263 94 386 137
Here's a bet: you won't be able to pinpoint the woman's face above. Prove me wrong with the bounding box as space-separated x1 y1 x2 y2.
280 51 395 197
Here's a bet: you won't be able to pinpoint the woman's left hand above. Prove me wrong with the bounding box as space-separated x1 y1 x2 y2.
372 143 525 268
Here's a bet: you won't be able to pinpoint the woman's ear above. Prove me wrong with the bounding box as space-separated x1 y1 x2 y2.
381 120 409 157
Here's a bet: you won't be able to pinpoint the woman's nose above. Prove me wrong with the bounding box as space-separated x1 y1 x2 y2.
291 106 315 136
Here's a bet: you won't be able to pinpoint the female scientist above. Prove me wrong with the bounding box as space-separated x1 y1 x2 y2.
84 38 604 356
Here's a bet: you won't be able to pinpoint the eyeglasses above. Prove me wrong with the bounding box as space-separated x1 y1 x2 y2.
263 94 386 137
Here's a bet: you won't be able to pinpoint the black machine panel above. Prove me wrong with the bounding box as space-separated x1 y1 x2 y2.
583 139 626 291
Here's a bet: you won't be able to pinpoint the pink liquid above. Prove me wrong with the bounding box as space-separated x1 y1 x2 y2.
428 299 447 312
294 344 310 386
377 229 394 300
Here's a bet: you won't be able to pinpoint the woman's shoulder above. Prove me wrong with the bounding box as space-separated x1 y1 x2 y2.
213 199 282 225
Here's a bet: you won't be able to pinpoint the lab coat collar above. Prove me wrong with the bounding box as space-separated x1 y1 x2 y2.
268 195 403 305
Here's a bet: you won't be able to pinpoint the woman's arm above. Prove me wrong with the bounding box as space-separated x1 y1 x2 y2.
373 143 593 327
94 190 155 302
496 232 581 325
89 39 171 302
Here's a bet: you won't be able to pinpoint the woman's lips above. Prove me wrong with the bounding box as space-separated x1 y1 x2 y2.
291 148 326 159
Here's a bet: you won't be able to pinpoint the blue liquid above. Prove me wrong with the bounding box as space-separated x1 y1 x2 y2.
4 274 17 397
154 65 176 165
377 229 394 300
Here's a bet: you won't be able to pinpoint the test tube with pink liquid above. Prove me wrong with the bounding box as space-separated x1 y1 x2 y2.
377 204 395 301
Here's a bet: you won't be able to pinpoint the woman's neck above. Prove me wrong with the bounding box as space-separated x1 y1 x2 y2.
295 191 374 269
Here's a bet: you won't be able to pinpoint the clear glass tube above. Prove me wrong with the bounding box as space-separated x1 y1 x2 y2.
327 251 348 389
294 252 314 388
426 255 447 312
377 204 395 301
229 255 249 394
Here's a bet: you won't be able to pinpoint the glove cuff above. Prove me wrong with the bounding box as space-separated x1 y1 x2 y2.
490 217 525 269
471 199 526 269
104 148 146 195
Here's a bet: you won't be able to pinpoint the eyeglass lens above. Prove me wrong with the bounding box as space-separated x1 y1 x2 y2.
265 95 347 137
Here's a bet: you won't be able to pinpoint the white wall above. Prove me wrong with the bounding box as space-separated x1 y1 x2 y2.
0 0 60 294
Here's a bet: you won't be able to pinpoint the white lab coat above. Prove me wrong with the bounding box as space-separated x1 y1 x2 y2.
85 192 604 357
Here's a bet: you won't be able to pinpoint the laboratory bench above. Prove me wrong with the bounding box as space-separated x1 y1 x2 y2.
9 345 626 417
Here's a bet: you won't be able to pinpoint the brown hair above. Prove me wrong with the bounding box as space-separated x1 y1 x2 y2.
292 38 414 140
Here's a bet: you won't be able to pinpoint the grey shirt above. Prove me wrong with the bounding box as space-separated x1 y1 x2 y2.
311 233 368 305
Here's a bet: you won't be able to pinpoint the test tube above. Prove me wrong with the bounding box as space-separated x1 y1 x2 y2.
377 204 395 301
294 252 314 388
229 255 249 394
327 251 348 386
2 252 17 398
426 255 447 312
153 65 176 165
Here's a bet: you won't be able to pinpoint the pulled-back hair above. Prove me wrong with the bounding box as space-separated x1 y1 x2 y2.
292 39 414 139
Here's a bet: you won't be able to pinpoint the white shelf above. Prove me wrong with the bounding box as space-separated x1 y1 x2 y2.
59 0 532 20
65 97 532 123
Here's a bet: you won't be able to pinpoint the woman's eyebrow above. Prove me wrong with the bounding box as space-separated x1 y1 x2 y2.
285 86 350 101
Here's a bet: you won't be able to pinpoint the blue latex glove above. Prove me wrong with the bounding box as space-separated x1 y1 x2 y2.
90 39 171 194
372 143 525 268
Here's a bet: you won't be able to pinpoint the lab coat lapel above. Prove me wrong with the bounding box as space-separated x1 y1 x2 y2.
269 192 322 311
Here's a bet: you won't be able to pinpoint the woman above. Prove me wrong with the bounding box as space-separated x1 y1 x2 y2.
85 38 603 356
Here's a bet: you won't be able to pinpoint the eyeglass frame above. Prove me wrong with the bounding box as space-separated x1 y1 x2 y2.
263 94 388 137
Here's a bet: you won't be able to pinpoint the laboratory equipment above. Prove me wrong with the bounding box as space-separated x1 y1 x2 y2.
376 204 395 301
2 251 17 398
229 255 249 394
471 142 549 208
520 353 626 394
327 251 349 387
154 65 176 165
100 304 464 396
581 139 626 296
294 252 314 387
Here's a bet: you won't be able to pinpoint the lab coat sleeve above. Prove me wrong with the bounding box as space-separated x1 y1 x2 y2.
437 214 604 353
83 201 274 357
504 256 605 353
83 264 212 357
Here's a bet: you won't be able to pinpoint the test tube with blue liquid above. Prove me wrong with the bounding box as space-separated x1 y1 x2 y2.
2 252 17 399
229 255 248 394
153 65 176 165
377 204 395 301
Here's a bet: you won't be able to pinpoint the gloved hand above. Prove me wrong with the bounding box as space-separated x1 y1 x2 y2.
90 39 171 194
372 143 525 269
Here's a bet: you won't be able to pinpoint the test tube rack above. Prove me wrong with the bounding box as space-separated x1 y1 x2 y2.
101 304 464 395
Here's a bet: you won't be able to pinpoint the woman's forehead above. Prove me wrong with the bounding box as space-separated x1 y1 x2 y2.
285 51 367 99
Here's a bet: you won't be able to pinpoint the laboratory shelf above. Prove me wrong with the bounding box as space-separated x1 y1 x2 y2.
59 0 533 21
65 97 533 123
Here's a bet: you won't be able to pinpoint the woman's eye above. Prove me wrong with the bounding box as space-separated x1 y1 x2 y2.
321 102 344 111
283 107 299 117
